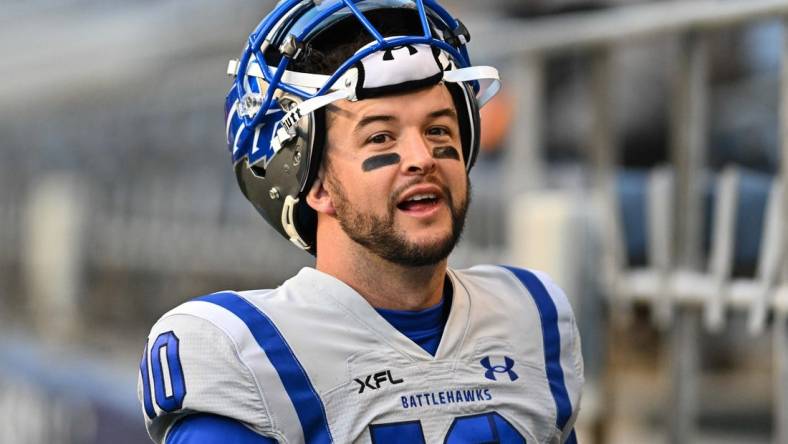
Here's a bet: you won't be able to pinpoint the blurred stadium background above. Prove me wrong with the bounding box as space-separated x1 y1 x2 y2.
2 0 788 442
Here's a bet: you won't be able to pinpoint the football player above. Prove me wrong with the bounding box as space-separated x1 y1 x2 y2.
138 0 583 442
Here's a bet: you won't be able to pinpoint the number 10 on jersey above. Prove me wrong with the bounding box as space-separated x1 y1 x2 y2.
140 331 187 419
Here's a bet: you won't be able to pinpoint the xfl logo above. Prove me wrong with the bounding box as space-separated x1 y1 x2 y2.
355 369 404 394
480 356 519 382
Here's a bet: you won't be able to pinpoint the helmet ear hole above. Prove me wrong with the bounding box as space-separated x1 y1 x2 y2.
250 165 267 178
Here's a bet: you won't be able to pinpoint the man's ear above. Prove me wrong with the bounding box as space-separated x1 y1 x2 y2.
305 169 336 216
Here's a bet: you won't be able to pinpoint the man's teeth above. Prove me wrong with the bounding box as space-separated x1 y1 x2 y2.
407 194 436 202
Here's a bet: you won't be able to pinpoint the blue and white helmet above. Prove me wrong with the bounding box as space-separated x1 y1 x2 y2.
225 0 500 253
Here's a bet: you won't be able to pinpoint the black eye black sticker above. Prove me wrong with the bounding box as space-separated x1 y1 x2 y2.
361 147 460 171
362 153 401 172
433 146 460 161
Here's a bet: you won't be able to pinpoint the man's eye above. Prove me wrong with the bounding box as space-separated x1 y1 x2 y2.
428 127 450 137
368 134 390 144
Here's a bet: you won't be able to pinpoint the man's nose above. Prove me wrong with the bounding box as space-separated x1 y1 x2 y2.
400 132 436 175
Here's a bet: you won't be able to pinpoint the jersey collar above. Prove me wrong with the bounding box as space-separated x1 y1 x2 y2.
292 267 471 362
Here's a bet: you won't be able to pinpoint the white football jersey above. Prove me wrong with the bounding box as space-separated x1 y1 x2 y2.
138 265 583 443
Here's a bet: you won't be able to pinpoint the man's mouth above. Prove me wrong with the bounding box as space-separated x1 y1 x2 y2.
396 193 441 212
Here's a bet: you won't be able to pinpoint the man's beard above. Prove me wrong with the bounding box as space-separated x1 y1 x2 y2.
327 175 469 267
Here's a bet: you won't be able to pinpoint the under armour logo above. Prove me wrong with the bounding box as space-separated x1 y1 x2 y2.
481 356 519 382
382 44 418 61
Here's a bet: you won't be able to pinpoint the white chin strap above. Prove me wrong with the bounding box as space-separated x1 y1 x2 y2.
443 66 501 108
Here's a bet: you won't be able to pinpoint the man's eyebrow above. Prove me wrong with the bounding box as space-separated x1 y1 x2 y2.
354 115 396 134
352 108 458 134
428 108 458 120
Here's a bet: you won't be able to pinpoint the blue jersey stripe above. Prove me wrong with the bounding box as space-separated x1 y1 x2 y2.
501 266 574 432
196 292 333 444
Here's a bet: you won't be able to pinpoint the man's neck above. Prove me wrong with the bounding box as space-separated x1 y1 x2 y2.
315 243 447 311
